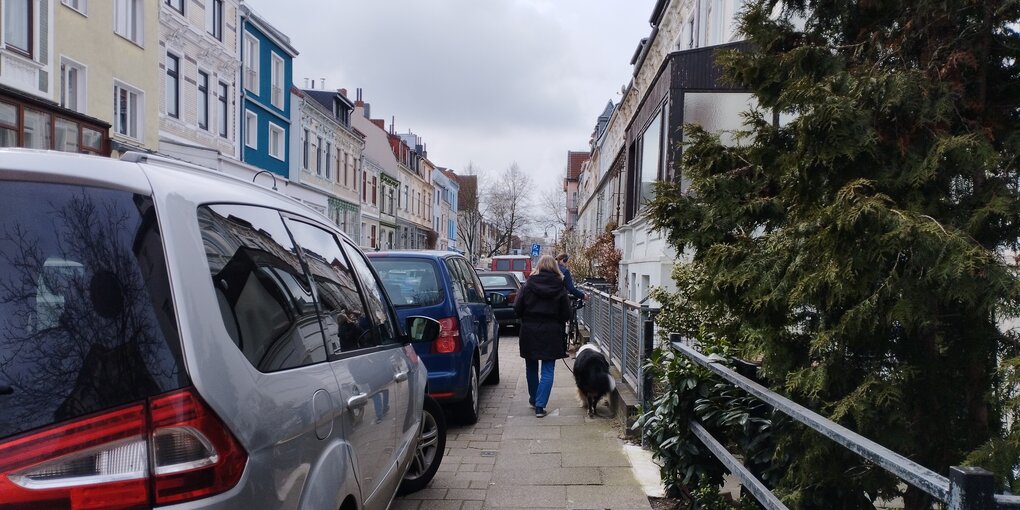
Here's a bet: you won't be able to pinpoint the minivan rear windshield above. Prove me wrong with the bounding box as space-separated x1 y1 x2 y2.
0 181 187 440
371 258 444 308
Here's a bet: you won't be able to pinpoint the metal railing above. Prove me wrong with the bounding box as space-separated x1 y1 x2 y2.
669 334 1020 510
576 283 657 401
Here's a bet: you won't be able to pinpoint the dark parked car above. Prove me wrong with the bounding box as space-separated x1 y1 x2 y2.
476 271 521 333
368 251 504 424
0 150 445 510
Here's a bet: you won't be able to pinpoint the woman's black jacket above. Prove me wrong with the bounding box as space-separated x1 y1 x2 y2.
513 269 571 360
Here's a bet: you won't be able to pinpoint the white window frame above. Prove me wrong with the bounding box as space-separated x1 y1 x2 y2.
61 0 87 15
270 52 284 109
165 52 180 119
164 0 184 16
244 109 257 149
60 57 87 114
197 70 210 130
243 32 259 94
114 0 143 46
217 80 229 138
113 80 143 140
268 122 284 160
206 0 223 41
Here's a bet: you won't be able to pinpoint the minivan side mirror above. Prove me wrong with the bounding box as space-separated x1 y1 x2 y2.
406 316 441 343
486 292 507 306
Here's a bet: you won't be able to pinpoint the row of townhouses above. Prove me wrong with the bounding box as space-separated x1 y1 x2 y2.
0 0 478 252
569 0 752 301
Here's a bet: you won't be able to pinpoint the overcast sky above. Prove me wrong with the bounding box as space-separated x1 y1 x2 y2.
244 0 657 204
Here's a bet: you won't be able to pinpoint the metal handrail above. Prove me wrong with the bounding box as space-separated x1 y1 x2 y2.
670 335 1016 509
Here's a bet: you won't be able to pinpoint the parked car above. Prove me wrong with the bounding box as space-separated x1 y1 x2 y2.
476 271 522 333
368 251 504 424
0 150 445 510
491 254 532 279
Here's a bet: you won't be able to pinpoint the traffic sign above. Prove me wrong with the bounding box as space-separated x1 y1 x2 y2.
531 244 540 257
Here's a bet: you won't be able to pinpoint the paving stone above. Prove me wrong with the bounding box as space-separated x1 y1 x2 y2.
562 450 634 468
566 485 654 509
491 466 602 485
445 488 487 500
485 485 567 508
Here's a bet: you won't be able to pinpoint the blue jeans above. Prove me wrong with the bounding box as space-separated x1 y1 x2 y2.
525 359 556 409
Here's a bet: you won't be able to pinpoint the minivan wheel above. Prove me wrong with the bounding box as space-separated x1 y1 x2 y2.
483 347 500 386
398 396 446 495
455 364 480 424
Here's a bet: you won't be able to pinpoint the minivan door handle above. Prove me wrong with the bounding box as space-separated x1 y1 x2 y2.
347 393 369 409
394 371 409 383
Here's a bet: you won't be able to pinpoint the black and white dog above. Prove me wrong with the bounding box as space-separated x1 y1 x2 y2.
573 344 616 418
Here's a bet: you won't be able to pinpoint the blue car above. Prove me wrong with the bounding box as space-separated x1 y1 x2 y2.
368 251 503 423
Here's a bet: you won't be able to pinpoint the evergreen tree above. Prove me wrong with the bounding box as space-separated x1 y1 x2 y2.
649 0 1020 507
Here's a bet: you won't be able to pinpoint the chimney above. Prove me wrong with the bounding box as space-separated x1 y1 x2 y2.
320 78 325 89
339 88 347 97
304 78 309 88
390 116 395 134
371 118 385 130
364 103 370 118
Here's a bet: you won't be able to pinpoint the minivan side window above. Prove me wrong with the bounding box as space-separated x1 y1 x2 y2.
283 219 375 354
342 241 399 346
198 205 327 372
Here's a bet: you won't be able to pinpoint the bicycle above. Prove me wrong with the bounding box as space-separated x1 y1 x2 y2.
567 296 585 348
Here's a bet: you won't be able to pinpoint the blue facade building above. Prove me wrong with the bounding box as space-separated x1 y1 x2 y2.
239 5 298 177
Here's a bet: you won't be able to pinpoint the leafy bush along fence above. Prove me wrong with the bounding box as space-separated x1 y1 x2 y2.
650 335 1020 510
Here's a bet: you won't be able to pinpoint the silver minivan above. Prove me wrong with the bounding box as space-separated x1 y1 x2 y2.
0 150 445 509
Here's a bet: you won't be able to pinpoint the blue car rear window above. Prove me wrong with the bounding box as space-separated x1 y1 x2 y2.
371 258 444 307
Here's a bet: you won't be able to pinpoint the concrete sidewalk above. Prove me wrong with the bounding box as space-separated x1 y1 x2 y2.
394 336 655 510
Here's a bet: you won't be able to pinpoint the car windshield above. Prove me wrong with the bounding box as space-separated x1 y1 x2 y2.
480 275 514 287
371 258 444 307
0 181 187 439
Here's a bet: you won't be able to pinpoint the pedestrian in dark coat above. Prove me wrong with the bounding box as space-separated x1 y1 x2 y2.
514 255 571 417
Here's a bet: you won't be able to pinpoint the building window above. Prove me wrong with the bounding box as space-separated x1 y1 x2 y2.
114 82 142 139
4 0 31 56
371 177 377 206
165 53 180 118
165 0 183 15
164 0 183 14
244 110 257 148
23 110 50 149
268 123 284 160
302 129 309 169
206 0 223 40
639 109 663 207
324 142 332 180
0 102 18 147
270 53 284 109
316 136 323 175
243 32 259 94
217 81 228 138
370 225 377 248
362 172 367 201
61 0 87 15
60 58 86 114
197 71 209 130
114 0 143 45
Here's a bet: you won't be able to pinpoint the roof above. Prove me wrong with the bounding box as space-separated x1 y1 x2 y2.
566 151 589 180
366 250 464 259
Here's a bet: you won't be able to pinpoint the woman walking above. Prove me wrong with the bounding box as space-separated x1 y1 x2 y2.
513 254 572 418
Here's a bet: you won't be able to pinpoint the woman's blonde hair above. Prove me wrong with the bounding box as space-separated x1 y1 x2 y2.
531 254 562 278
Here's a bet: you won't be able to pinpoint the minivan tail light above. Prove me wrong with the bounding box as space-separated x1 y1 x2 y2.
0 388 247 509
434 317 461 354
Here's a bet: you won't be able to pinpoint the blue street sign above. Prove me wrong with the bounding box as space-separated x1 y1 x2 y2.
531 244 540 257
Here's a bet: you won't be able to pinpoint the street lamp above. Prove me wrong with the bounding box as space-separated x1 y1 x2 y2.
253 170 278 191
